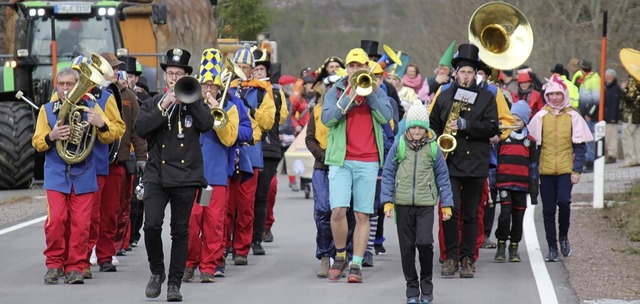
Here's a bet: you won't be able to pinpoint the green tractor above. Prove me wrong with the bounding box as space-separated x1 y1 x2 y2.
0 0 165 189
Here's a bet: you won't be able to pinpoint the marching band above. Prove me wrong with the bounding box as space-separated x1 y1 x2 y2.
31 2 640 303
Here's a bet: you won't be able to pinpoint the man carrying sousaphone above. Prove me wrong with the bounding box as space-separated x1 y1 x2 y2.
183 48 253 283
33 65 121 285
428 43 499 279
135 48 214 301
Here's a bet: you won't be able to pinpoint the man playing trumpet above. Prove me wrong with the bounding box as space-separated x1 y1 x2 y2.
135 48 214 301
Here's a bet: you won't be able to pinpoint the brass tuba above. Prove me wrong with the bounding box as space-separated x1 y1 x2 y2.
56 62 108 164
468 2 534 70
436 100 465 160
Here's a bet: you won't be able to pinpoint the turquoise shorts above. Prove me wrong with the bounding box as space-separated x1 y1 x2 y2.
328 160 379 214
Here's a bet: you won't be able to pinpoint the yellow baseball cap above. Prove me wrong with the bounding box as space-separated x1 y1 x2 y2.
368 61 383 75
345 48 369 64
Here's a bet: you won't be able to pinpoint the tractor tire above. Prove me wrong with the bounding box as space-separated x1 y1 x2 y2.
0 102 35 189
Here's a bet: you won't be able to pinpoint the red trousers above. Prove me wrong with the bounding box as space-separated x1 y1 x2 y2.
85 176 106 268
115 173 134 251
44 189 92 273
186 185 228 273
265 174 278 229
96 164 125 265
225 169 258 256
438 179 489 262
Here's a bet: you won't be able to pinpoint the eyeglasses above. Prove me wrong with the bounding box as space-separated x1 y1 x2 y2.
166 72 185 78
57 81 76 88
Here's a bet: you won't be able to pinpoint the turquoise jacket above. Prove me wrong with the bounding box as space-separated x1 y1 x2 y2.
321 77 393 167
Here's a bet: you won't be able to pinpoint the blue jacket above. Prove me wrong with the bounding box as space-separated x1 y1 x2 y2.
229 86 264 169
44 101 98 194
93 88 112 175
227 96 255 181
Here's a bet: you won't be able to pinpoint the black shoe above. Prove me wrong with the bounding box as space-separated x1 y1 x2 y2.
99 261 117 272
44 268 60 284
545 249 559 262
263 229 274 243
509 242 521 262
64 270 84 284
167 284 182 302
130 240 138 247
362 251 374 267
224 247 234 260
374 244 386 255
560 236 572 257
116 249 126 256
251 242 265 255
145 273 166 298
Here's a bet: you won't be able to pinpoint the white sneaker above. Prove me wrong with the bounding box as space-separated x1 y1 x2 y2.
111 256 119 266
90 247 97 266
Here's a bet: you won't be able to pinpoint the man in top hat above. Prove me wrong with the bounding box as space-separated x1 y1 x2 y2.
225 47 276 266
135 48 214 301
322 47 393 283
119 56 152 102
428 43 499 279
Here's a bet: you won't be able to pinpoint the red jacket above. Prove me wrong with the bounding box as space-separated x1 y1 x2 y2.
290 93 311 133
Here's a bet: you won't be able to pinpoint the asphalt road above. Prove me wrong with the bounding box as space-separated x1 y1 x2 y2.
0 174 579 304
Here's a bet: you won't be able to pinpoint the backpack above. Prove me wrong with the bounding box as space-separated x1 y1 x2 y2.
394 137 437 164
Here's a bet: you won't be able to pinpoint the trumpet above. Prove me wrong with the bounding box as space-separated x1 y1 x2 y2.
212 57 247 129
336 69 376 114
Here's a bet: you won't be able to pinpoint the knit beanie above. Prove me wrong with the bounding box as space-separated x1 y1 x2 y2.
405 100 429 130
605 68 617 78
510 100 531 125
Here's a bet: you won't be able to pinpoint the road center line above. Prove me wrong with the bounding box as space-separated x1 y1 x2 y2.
524 201 559 304
0 215 46 236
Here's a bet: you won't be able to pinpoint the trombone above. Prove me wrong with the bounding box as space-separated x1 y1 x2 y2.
336 68 376 114
212 57 247 129
158 76 202 139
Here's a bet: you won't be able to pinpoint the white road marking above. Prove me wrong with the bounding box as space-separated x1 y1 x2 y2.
0 215 46 236
524 199 559 304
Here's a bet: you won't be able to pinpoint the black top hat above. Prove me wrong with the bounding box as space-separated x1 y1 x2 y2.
478 61 492 77
161 48 193 75
136 76 150 94
118 56 140 75
252 49 271 70
451 43 480 70
550 63 565 74
360 40 380 59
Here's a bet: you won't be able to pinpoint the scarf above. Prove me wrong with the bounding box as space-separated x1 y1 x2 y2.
404 132 428 151
402 74 423 92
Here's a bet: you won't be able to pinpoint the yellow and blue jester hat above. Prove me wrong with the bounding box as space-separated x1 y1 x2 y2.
198 48 223 86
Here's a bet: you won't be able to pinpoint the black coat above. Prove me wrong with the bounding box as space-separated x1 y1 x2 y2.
429 83 499 177
604 79 622 123
136 94 214 187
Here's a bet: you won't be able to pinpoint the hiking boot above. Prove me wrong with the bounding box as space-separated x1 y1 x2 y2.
316 256 331 278
362 251 374 267
440 259 458 276
182 268 195 282
459 257 474 278
560 236 572 257
263 229 274 243
145 273 166 298
234 255 248 265
374 244 387 255
509 242 521 262
545 249 559 262
64 270 84 284
481 235 497 248
44 268 60 284
327 257 348 281
200 272 215 283
494 240 506 262
251 242 265 256
214 265 225 277
347 265 363 283
99 261 117 272
167 284 182 302
82 267 92 279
